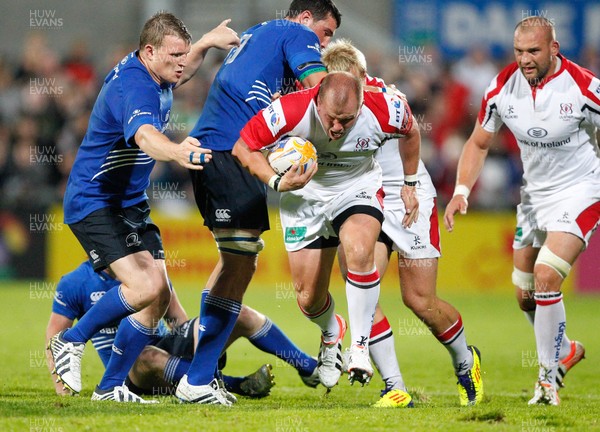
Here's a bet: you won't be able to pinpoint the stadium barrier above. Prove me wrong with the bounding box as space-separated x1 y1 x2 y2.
45 206 594 293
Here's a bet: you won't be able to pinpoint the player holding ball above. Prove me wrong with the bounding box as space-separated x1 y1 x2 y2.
232 72 420 394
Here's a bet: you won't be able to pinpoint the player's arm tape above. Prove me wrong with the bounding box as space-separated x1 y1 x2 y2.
404 174 418 186
453 184 470 199
268 174 281 192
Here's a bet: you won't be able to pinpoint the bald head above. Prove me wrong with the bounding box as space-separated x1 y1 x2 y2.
318 71 363 108
515 16 556 43
316 72 363 140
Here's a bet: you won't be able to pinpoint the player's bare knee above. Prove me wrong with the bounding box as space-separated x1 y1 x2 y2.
403 292 436 318
146 276 170 302
344 249 375 272
534 265 562 292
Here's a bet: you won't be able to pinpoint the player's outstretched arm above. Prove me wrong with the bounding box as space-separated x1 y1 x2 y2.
443 121 495 232
232 137 317 192
46 313 75 395
176 19 240 88
399 116 421 228
135 124 212 170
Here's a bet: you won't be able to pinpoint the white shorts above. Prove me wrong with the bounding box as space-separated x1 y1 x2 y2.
380 175 441 259
513 182 600 249
279 170 383 252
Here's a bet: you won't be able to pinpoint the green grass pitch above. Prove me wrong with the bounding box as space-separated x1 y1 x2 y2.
1 281 599 431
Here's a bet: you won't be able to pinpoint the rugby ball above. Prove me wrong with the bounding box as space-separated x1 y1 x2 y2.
267 136 317 175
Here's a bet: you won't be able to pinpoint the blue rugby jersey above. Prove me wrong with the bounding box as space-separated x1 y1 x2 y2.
63 51 174 224
52 261 170 366
190 20 325 151
52 262 121 366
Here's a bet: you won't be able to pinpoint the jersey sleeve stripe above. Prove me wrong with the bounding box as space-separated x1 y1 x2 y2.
245 94 272 106
251 83 273 95
91 159 154 181
298 66 326 83
582 104 600 116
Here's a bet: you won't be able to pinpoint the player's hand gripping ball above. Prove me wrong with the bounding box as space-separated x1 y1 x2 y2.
267 136 317 175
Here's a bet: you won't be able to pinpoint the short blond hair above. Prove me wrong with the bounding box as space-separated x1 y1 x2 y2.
139 11 191 50
321 38 367 79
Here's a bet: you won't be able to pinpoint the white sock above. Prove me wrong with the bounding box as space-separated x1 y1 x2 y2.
346 267 380 348
369 316 406 391
299 292 339 344
534 292 566 386
524 308 572 359
436 315 472 375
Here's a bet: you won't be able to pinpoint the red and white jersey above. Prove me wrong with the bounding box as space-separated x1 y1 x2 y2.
240 83 413 189
479 54 600 199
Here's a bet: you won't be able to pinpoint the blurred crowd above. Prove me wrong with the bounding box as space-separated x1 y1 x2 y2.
2 32 600 214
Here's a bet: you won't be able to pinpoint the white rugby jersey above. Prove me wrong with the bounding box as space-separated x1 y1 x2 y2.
479 54 600 198
240 83 413 189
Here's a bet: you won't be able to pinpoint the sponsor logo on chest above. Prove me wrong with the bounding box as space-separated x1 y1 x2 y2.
559 102 574 121
355 137 371 151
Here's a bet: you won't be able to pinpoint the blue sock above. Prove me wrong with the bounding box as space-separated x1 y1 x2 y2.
222 375 244 395
64 285 136 343
186 294 241 386
249 318 317 376
200 289 209 312
164 356 191 385
98 316 158 390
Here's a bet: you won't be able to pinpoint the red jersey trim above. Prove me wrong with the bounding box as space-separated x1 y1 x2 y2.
562 55 600 107
576 201 600 238
365 74 385 88
429 198 441 253
364 91 413 135
478 62 520 125
240 86 319 151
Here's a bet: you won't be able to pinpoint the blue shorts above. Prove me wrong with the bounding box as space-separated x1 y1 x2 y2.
69 201 164 271
190 151 270 231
